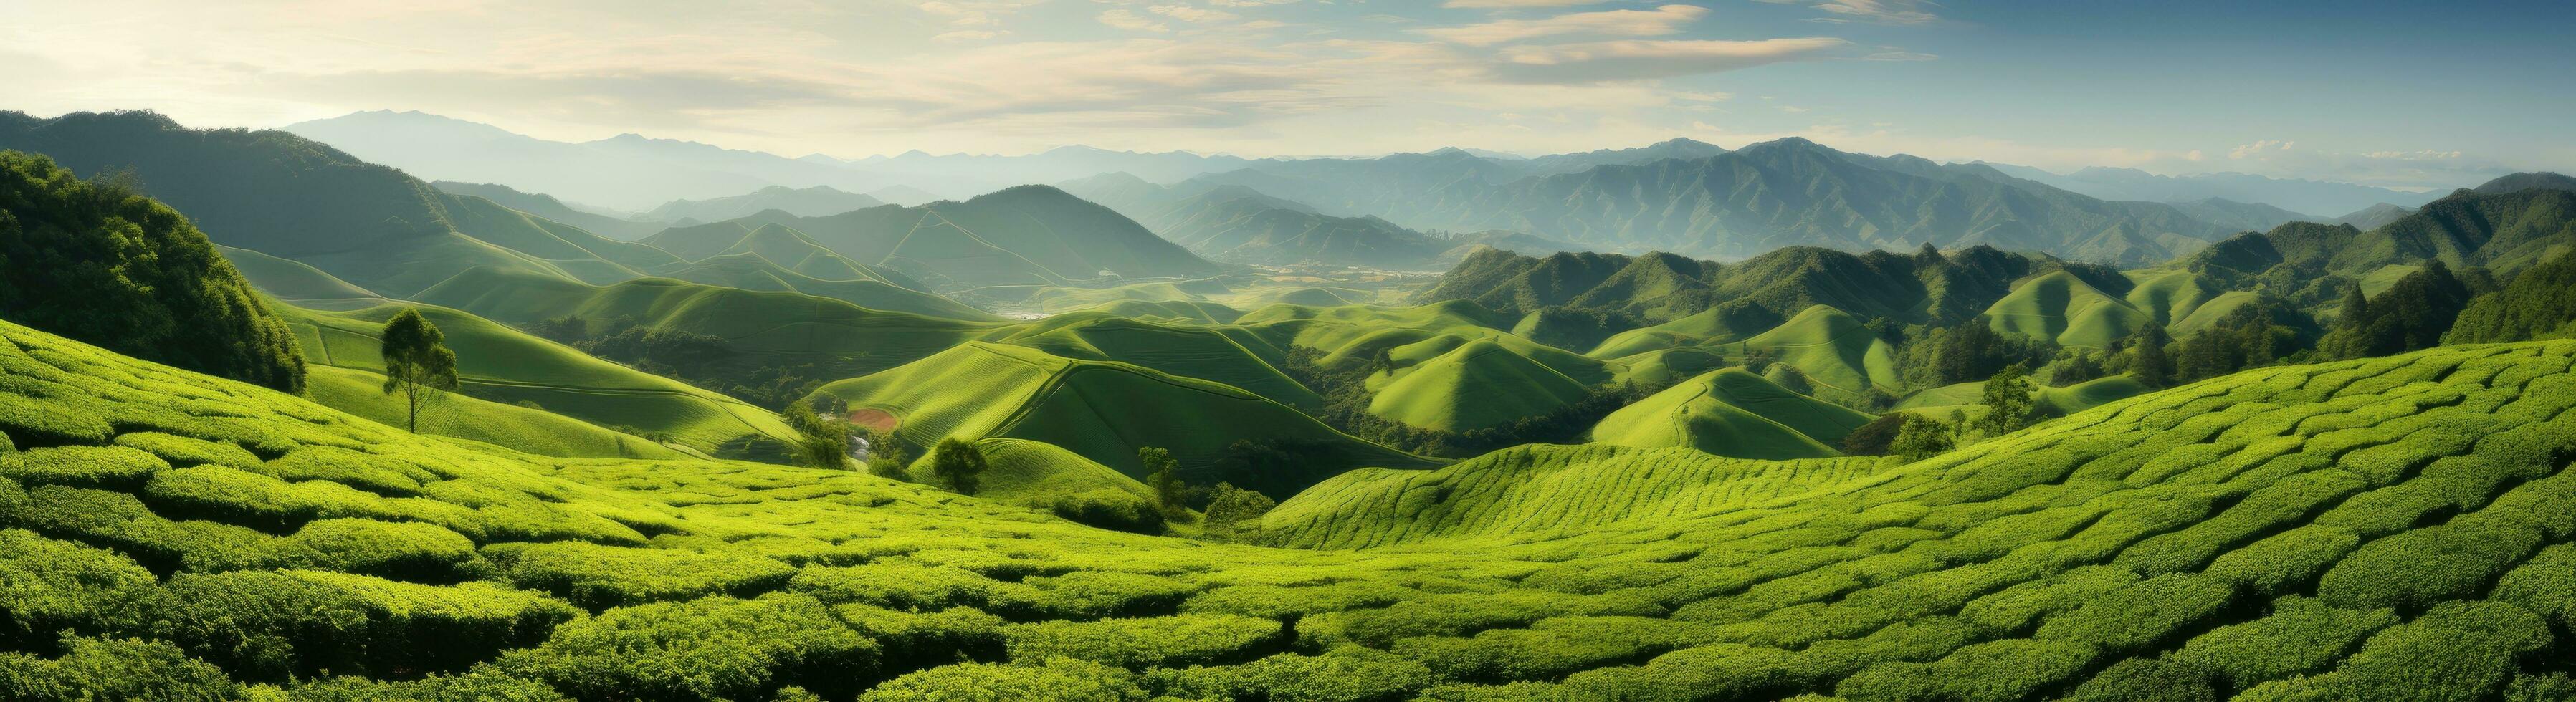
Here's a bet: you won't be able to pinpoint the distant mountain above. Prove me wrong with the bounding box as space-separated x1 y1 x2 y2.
1515 138 1729 176
1061 174 1459 268
1298 138 2243 266
2473 171 2576 195
1422 244 2079 328
647 185 883 223
431 181 667 240
2165 197 2314 234
664 186 1224 292
865 184 947 206
2331 203 2416 231
2185 187 2576 299
0 110 685 297
1985 165 2425 218
284 110 872 211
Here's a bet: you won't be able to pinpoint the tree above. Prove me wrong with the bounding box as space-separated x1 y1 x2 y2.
1140 447 1183 511
379 308 458 433
783 399 851 470
1889 415 1955 461
2050 350 2104 386
2129 324 2175 388
1200 482 1277 543
931 438 988 495
1841 413 1910 456
1741 347 1776 374
866 438 910 481
1975 362 2035 437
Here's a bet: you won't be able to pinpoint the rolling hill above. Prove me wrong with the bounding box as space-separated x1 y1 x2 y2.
430 181 667 241
1366 339 1595 432
1589 368 1874 459
274 302 800 459
810 342 1435 497
6 291 2576 699
0 110 687 297
647 185 884 223
713 186 1225 292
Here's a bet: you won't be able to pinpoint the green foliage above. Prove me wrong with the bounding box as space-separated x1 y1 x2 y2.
0 636 240 702
2319 259 2476 360
497 593 877 702
485 541 797 610
932 438 988 495
1199 482 1275 543
860 658 1151 701
1973 362 2034 437
0 150 304 393
2448 249 2576 343
1003 614 1283 668
783 398 851 471
379 308 458 433
1140 446 1181 511
0 445 166 489
1888 414 1955 461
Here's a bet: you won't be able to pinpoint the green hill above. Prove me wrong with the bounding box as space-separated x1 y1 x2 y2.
1899 374 2152 420
647 185 883 223
1590 368 1873 459
1723 305 1900 400
658 253 998 321
812 342 1434 497
302 365 687 460
1984 270 2155 349
431 181 665 241
905 438 1168 533
717 186 1224 293
1423 244 2066 327
213 244 384 304
0 110 686 297
414 267 998 383
275 302 798 458
981 314 1322 410
1264 444 1890 549
0 150 305 393
1367 340 1594 432
6 307 2576 699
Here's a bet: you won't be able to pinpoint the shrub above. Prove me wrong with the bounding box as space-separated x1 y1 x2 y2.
1020 570 1199 619
110 432 259 468
485 542 796 610
500 593 877 702
0 636 240 701
2491 544 2576 632
1338 591 1661 648
790 562 1034 614
1044 489 1165 534
833 603 1006 670
1181 581 1420 620
1160 645 1434 702
2172 596 2396 691
0 529 161 645
285 670 572 702
0 445 166 489
2034 574 2236 656
158 570 573 681
2202 525 2359 597
2060 657 2220 702
1958 565 2137 635
4 484 311 574
0 392 113 446
1003 614 1284 668
2276 600 2552 702
859 658 1150 701
285 519 480 581
1833 638 2098 702
2315 514 2542 612
1395 616 1720 683
1555 643 1800 701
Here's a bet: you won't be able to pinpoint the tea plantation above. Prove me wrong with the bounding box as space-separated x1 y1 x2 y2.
6 314 2576 701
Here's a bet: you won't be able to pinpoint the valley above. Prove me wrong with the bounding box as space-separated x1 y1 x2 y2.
3 104 2573 702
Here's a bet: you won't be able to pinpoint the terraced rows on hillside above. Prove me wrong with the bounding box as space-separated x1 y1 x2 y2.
6 316 2576 701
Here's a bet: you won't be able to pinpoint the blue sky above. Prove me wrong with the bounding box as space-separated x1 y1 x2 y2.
3 0 2565 188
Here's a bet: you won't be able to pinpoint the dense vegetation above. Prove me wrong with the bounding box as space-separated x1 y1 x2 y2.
0 150 305 393
11 316 2576 699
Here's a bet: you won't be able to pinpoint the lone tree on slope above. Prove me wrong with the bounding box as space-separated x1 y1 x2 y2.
1141 446 1184 512
380 308 459 433
932 438 988 496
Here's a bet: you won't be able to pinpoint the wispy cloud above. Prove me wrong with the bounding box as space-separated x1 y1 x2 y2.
1491 37 1851 83
1421 4 1709 47
1759 0 1943 25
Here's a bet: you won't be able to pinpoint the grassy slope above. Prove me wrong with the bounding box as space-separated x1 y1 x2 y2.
1899 375 2153 420
415 267 998 381
213 244 383 303
1590 368 1874 459
1365 339 1593 432
275 302 798 458
812 342 1435 495
1724 304 1899 400
302 365 687 461
5 318 2576 700
1984 270 2153 350
981 313 1322 411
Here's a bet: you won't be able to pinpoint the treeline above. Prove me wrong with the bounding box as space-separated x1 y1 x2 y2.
0 150 305 393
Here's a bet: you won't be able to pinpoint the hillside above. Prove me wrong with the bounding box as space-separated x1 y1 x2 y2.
275 302 800 458
0 150 306 393
1590 368 1874 459
1201 138 2241 266
716 186 1224 292
430 181 666 241
636 221 995 320
648 185 885 223
1423 245 2064 327
2187 187 2576 293
7 294 2576 698
1367 339 1595 432
810 342 1435 497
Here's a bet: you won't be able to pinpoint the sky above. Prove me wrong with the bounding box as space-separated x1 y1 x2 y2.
4 0 2569 189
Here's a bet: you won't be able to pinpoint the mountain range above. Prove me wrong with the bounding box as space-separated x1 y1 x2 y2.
1975 163 2428 217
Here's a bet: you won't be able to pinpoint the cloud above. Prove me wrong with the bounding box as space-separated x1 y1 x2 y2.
1489 37 1850 83
1148 4 1239 23
1099 9 1172 32
933 30 1008 42
1421 4 1709 47
2230 139 2295 159
1863 49 1937 61
1441 0 1613 7
1757 0 1942 25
